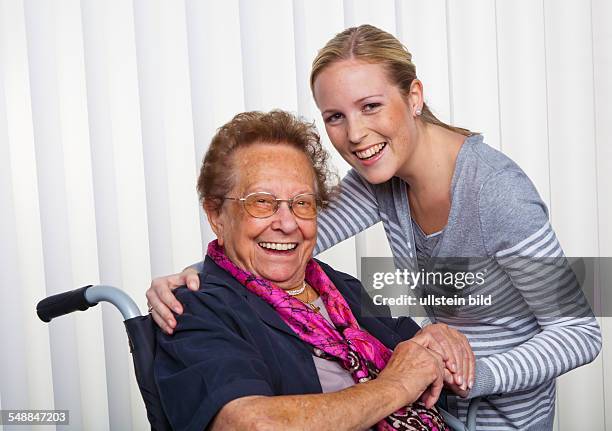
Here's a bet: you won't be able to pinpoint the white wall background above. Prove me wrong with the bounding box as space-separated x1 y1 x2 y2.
0 0 610 430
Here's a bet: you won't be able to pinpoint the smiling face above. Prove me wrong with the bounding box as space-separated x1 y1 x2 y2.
206 142 318 290
313 59 421 184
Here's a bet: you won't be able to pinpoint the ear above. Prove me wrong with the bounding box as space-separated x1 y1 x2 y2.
203 199 225 246
407 79 424 115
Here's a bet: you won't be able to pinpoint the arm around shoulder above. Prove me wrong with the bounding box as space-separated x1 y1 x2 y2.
315 169 381 255
155 289 276 431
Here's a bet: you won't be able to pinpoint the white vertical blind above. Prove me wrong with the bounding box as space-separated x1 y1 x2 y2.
397 0 451 125
239 0 298 112
447 0 501 151
592 0 612 259
344 0 397 35
184 0 245 247
0 2 54 427
545 0 599 256
544 1 603 429
81 0 151 428
495 0 551 207
0 1 609 429
22 0 109 429
592 0 612 420
133 0 201 279
0 0 32 419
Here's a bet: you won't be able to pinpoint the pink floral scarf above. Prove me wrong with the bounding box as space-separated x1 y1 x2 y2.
207 240 449 431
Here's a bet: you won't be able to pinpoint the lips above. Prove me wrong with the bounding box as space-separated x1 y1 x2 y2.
354 142 387 160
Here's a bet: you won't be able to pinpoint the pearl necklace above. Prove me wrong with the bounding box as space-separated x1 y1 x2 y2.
286 281 306 296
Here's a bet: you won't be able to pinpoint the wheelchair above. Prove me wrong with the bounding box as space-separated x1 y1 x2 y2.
37 285 480 431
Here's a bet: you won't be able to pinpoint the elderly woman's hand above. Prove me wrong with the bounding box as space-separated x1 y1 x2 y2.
414 323 475 395
376 339 446 409
146 267 200 334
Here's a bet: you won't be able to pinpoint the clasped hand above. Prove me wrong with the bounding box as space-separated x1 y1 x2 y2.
413 323 475 398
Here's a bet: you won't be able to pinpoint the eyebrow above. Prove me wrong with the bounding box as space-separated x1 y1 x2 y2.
321 94 384 115
242 187 315 196
356 94 383 103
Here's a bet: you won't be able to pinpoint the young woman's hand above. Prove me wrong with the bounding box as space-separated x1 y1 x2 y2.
413 323 475 393
146 267 200 334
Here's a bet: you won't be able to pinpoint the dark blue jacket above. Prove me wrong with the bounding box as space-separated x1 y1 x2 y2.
154 257 421 431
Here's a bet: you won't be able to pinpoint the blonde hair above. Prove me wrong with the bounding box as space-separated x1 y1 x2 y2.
310 24 472 136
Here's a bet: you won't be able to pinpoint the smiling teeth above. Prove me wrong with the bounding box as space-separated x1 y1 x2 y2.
356 142 386 159
259 242 297 251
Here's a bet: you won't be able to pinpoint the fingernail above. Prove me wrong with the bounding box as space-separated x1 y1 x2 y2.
174 306 182 314
451 363 457 372
188 282 197 290
469 379 474 389
456 375 463 385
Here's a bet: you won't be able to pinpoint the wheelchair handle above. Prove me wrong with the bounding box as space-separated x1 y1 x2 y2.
439 396 481 431
37 285 141 322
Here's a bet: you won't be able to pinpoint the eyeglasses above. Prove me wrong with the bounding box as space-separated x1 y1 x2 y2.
223 192 321 219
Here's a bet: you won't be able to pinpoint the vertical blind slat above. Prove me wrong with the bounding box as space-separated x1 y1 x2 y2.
0 64 30 417
592 0 612 257
23 0 92 427
185 0 246 248
238 0 298 112
447 0 501 150
0 0 55 418
343 0 397 35
495 0 551 207
82 0 150 428
134 0 201 279
55 1 110 429
397 0 451 125
545 0 603 428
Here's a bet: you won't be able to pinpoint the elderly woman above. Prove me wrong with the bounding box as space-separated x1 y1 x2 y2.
154 110 470 431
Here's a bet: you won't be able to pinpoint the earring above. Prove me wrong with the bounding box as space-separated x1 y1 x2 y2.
415 107 422 116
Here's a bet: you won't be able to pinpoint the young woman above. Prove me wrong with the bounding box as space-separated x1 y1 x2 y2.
146 25 601 430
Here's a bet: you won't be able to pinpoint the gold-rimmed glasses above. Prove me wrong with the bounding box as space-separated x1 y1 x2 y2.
223 192 321 219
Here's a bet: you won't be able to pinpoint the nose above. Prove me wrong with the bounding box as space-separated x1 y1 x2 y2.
347 115 367 145
270 201 299 233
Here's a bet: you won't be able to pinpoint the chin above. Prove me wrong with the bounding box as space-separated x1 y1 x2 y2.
260 267 299 284
355 167 395 185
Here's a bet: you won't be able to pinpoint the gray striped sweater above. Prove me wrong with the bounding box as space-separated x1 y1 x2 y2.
315 134 601 430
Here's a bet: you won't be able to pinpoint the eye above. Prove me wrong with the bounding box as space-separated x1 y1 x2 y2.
296 196 315 207
259 198 275 206
247 194 275 208
324 112 344 124
363 102 381 112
